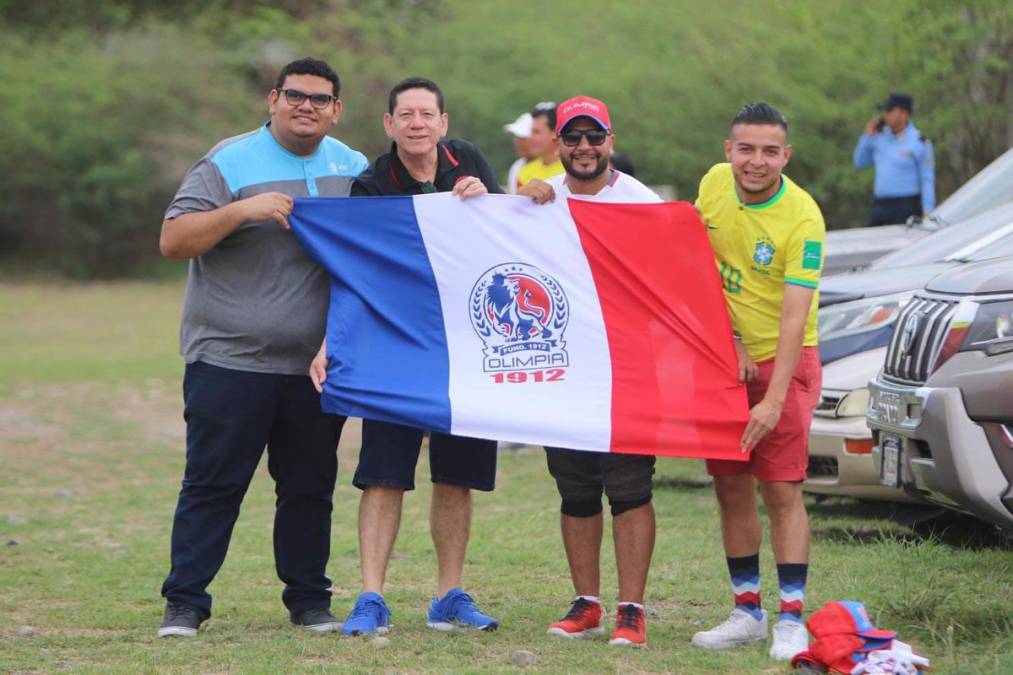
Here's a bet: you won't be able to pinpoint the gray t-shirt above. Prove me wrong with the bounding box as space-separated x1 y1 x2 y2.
165 124 368 375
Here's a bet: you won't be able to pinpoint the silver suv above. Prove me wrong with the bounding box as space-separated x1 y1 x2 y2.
867 257 1013 529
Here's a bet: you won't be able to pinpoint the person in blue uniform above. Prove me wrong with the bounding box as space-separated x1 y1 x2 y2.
853 93 934 226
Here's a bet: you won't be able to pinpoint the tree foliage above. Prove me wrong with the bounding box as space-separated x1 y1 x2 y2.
0 0 1008 276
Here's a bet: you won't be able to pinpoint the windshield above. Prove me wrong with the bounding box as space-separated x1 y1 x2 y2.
870 203 1013 268
931 147 1013 226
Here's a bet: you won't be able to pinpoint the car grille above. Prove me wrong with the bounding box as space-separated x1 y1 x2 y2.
883 296 958 385
807 456 838 478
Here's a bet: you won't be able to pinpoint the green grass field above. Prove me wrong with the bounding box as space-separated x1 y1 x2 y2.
1 280 1011 674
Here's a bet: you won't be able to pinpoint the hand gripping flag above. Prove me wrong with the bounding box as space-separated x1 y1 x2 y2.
291 193 749 459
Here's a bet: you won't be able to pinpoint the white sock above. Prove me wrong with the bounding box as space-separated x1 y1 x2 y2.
577 595 601 604
617 601 644 609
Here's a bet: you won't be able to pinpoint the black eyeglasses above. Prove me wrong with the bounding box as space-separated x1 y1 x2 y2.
560 128 608 147
277 88 337 109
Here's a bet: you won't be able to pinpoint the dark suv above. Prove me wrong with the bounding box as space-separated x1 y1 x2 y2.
866 257 1013 529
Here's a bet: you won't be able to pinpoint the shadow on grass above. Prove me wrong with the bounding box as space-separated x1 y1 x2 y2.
810 523 925 546
907 511 1013 550
808 497 1013 550
654 475 713 491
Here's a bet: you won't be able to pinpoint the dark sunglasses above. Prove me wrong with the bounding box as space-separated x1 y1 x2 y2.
277 88 337 109
559 127 609 147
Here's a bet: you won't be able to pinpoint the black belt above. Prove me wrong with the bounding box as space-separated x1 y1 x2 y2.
873 194 920 203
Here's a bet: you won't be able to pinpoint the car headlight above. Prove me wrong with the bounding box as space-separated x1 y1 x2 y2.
818 292 914 341
835 387 871 417
936 300 1013 369
963 300 1013 354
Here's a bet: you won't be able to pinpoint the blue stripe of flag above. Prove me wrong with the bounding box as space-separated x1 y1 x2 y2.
291 196 451 431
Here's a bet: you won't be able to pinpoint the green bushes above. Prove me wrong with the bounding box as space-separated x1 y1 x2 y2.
0 24 259 276
0 0 1009 277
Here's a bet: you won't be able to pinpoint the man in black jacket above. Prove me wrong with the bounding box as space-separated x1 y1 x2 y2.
352 81 500 197
311 77 503 636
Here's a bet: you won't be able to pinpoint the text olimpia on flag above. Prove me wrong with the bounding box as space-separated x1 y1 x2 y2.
291 193 749 459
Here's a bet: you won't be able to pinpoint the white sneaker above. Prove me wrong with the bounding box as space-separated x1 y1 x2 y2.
691 608 767 650
769 619 809 660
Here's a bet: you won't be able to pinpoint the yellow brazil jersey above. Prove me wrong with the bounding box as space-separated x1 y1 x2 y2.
516 157 564 190
695 163 824 362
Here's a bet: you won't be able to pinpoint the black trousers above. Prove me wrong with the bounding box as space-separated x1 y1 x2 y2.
866 194 921 226
160 361 345 619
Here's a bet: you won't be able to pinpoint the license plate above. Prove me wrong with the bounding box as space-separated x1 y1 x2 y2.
880 435 901 487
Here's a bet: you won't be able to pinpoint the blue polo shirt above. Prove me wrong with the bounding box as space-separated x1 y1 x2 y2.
853 121 935 213
165 124 368 374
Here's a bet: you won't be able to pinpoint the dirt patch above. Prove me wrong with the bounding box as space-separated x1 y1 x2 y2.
1 382 174 496
2 381 364 473
1 627 129 639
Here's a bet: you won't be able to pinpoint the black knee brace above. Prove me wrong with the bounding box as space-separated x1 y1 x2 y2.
561 497 603 518
608 494 652 517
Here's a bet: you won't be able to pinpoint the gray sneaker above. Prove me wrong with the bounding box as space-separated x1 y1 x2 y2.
292 607 343 633
158 603 203 638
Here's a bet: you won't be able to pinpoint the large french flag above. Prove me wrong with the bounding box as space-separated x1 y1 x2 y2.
291 193 748 459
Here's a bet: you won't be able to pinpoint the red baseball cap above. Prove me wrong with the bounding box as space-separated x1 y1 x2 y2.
808 601 897 640
555 96 612 133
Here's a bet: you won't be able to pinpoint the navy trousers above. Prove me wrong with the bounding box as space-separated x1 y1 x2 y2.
161 361 344 619
867 194 922 226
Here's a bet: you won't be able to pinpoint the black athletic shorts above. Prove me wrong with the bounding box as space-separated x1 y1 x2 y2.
353 419 497 491
545 447 655 504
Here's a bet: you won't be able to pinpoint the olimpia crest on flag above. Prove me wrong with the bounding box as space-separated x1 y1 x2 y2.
470 262 569 374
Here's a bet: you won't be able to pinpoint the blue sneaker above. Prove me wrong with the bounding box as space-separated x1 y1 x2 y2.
427 588 499 632
342 592 391 636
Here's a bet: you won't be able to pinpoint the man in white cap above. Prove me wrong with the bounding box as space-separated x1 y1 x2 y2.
503 111 536 194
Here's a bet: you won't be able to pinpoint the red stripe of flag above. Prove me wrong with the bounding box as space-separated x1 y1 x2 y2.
570 200 749 459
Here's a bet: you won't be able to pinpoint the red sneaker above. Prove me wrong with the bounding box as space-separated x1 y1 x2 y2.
547 598 604 639
609 603 647 646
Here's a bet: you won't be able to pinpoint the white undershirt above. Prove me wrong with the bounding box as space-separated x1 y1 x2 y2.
546 170 662 204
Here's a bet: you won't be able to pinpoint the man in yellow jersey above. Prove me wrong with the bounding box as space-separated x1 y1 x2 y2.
690 103 823 661
515 101 564 190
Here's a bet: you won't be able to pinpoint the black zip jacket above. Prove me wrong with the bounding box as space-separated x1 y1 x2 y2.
352 139 503 196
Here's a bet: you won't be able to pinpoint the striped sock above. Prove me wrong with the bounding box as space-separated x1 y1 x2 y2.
726 554 762 620
777 562 808 623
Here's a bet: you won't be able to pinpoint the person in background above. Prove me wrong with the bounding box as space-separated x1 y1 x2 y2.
503 111 535 194
516 101 564 190
609 151 636 178
853 93 934 226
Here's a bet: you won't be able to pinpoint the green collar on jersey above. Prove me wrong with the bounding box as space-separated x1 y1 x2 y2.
737 176 786 210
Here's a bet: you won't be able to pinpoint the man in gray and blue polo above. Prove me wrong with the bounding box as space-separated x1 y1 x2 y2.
156 57 367 638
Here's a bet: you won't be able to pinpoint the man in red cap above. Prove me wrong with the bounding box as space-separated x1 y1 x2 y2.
523 95 661 647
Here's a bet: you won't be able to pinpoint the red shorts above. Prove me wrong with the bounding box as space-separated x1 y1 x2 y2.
706 346 822 482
